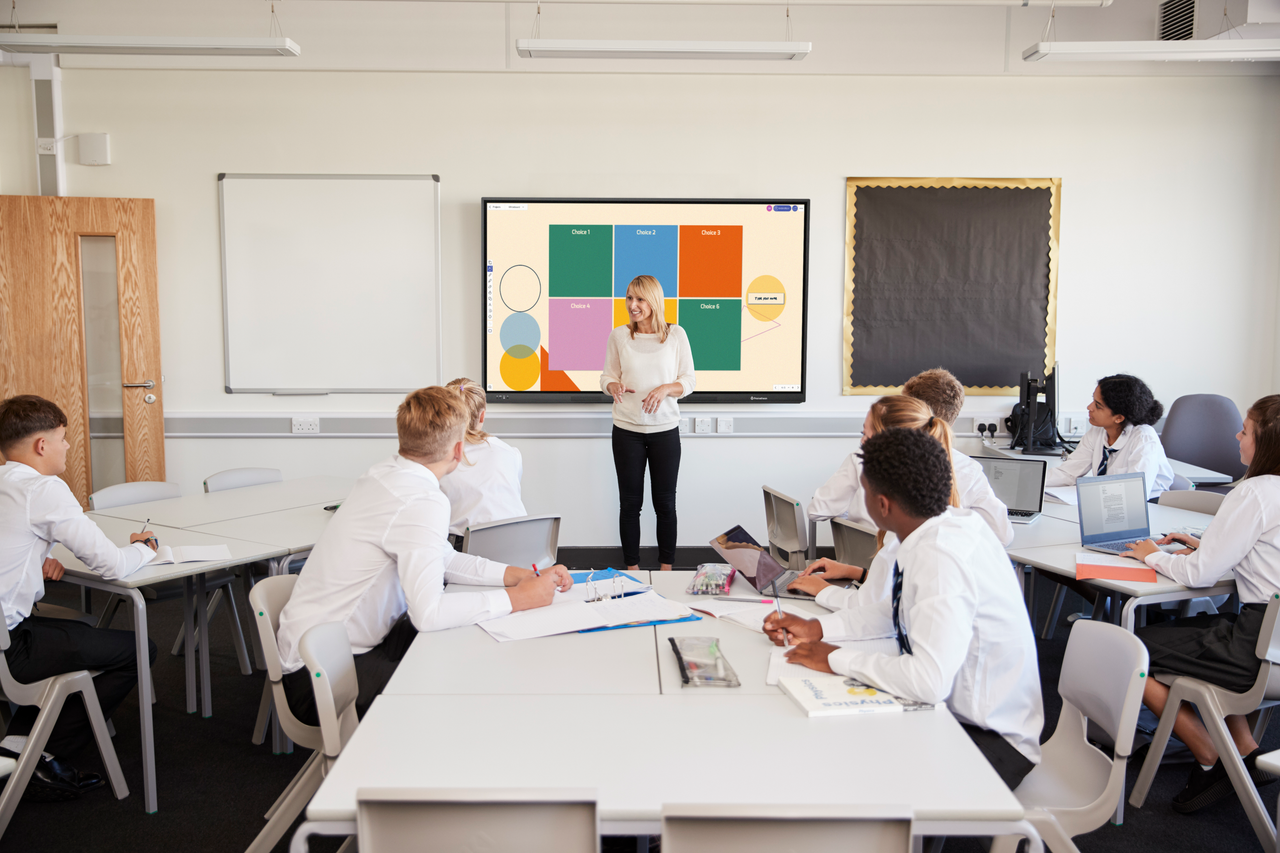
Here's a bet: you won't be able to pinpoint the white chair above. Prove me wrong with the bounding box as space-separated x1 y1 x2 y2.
356 788 598 853
0 604 130 836
1158 489 1227 516
831 516 878 571
204 467 283 493
990 620 1148 853
88 480 180 510
1255 750 1280 853
1129 593 1280 849
461 514 560 569
762 486 809 575
299 621 361 765
661 803 912 853
244 576 326 853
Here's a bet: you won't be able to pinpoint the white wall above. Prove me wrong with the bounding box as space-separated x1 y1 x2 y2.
2 61 1278 547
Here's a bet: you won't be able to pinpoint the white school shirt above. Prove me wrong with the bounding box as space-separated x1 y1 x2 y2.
275 455 512 675
439 436 527 537
807 449 1015 547
1045 423 1174 500
0 461 155 629
826 509 1044 764
599 325 696 434
813 534 901 641
1141 475 1280 605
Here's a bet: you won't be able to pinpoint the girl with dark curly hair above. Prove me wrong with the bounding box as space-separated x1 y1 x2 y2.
1044 374 1174 499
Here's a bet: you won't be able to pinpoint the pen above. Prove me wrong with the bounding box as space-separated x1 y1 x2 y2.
532 563 540 577
138 518 157 548
713 596 775 604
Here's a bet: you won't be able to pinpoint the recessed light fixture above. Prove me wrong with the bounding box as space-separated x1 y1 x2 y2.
1023 38 1280 62
515 39 810 61
0 34 301 56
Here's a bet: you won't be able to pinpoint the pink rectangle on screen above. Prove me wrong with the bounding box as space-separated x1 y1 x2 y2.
549 298 613 371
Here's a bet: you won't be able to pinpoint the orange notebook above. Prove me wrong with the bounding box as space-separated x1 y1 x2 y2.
1075 552 1158 583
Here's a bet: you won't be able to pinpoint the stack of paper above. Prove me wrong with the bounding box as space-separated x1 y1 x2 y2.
591 591 693 626
1075 552 1157 583
556 572 651 602
479 590 695 643
148 544 233 565
765 637 900 686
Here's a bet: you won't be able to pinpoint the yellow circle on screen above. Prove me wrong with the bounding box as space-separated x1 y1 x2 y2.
746 275 786 322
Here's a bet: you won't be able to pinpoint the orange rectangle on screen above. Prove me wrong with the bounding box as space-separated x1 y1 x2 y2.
679 226 743 298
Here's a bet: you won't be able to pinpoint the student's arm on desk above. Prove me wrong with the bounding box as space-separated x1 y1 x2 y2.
1130 488 1260 588
33 477 155 579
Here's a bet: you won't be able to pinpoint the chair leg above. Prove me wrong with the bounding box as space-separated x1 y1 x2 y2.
221 583 253 676
1040 585 1066 640
252 680 273 746
238 569 268 671
1027 812 1082 853
76 672 129 800
266 750 320 820
0 690 69 836
1253 707 1274 743
95 593 125 629
244 754 326 853
1197 696 1277 849
1129 682 1184 808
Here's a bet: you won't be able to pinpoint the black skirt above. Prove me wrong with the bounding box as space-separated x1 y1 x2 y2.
1135 603 1266 694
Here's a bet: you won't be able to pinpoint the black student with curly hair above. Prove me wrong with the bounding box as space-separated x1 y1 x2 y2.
1044 373 1174 499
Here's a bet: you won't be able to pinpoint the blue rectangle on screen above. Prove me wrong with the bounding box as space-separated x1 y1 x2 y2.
614 225 679 298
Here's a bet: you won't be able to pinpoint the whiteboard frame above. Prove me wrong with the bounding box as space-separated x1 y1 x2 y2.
217 173 443 395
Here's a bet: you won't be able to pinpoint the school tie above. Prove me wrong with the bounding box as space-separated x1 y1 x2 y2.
1097 445 1116 476
891 561 913 656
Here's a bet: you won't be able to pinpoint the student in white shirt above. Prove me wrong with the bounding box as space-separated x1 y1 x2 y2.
1122 394 1280 813
440 378 526 546
276 386 573 726
765 428 1044 789
1045 374 1174 500
808 368 1014 547
600 274 696 572
0 395 158 800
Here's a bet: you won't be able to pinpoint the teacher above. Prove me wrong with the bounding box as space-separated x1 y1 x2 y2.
600 275 696 572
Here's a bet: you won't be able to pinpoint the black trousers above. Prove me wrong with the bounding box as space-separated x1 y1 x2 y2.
961 723 1036 791
282 615 417 728
611 425 681 567
4 615 157 758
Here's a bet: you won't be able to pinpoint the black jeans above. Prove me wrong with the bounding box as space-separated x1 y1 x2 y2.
4 615 157 758
282 614 417 727
611 425 681 567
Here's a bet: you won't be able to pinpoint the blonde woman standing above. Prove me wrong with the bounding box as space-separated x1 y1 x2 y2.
600 275 696 571
440 378 526 548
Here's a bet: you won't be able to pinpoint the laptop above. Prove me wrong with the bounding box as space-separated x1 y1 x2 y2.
709 525 815 600
972 456 1047 524
1076 472 1153 555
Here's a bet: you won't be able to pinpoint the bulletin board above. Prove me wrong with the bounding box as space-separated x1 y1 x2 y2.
843 178 1060 396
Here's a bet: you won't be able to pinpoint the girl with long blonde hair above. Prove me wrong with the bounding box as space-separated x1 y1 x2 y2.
438 378 526 547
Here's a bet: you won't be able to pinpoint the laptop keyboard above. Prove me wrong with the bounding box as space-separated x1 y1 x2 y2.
1090 540 1134 554
1008 510 1037 518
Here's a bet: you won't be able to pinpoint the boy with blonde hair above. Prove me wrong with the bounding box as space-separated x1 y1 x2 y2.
276 386 572 724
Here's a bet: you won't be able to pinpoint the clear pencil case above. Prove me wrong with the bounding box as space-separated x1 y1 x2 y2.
685 563 736 596
668 636 740 688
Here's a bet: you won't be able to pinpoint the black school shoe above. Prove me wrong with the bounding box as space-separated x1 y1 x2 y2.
0 750 105 802
1172 760 1234 814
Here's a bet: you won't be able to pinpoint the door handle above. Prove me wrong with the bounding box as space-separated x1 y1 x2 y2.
122 380 155 389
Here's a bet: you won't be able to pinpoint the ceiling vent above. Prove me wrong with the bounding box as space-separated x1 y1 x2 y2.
1157 0 1197 40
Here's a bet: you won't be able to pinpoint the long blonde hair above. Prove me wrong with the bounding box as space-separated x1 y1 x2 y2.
446 377 491 449
626 275 670 343
864 395 961 549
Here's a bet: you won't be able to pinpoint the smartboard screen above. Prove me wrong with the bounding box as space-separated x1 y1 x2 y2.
482 198 809 403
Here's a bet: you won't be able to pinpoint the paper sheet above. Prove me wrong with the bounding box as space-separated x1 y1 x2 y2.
686 598 769 619
478 600 609 642
555 574 651 603
719 602 812 634
148 544 233 565
1043 486 1078 506
591 591 693 626
766 637 901 685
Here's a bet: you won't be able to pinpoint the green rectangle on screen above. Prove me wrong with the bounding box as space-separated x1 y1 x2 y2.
549 225 613 297
679 299 741 371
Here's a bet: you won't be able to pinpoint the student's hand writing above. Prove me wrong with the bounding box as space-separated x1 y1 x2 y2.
762 612 822 646
787 574 832 596
130 532 158 551
605 382 635 406
1120 539 1159 561
42 557 65 581
784 641 838 674
507 573 559 611
798 558 864 582
1156 532 1199 554
641 384 676 414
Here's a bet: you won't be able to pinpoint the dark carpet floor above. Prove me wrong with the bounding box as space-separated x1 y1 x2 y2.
2 571 1273 853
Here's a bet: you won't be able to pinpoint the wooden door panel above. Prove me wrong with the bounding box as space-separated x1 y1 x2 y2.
114 199 164 482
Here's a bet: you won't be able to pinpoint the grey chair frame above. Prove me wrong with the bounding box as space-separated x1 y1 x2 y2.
461 514 561 570
762 486 809 575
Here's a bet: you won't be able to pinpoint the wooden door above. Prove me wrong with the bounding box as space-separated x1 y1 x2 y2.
0 196 165 507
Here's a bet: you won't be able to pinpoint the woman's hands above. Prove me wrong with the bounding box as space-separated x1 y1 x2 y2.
606 382 635 406
641 383 681 414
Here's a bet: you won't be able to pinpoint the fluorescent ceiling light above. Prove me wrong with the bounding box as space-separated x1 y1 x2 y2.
1023 39 1280 62
0 34 301 56
516 39 811 60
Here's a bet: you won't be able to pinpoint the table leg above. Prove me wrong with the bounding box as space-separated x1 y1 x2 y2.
289 820 356 853
197 572 213 718
124 588 159 814
183 576 197 714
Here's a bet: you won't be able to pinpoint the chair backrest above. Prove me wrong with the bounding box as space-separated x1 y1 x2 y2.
356 788 598 853
830 517 878 569
89 480 181 510
1158 489 1226 515
661 803 912 853
203 467 283 493
763 486 808 570
461 514 560 569
248 575 323 748
1255 594 1280 666
1160 394 1247 481
298 621 360 760
1058 620 1149 757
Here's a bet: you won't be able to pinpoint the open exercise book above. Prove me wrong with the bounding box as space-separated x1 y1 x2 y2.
479 590 695 643
686 598 812 634
147 544 233 566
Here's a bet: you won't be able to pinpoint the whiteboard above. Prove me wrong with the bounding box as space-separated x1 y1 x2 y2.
218 174 441 394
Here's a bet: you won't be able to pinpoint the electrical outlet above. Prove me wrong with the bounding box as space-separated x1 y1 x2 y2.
694 417 712 434
678 418 690 434
716 417 734 434
291 417 319 434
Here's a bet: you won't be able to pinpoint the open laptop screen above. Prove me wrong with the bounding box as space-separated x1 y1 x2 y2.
1077 472 1150 544
972 456 1046 513
709 525 788 592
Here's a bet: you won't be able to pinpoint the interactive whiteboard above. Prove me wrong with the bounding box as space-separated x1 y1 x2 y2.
218 174 441 394
482 198 810 404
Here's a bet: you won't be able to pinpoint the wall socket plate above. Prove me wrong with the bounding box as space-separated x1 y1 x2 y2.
678 418 690 434
694 417 712 434
716 417 734 434
291 417 320 434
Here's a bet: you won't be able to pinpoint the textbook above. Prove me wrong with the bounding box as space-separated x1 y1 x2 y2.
778 675 935 717
148 544 233 565
1074 552 1157 583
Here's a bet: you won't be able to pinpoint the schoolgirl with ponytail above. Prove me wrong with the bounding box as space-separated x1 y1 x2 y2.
438 378 527 547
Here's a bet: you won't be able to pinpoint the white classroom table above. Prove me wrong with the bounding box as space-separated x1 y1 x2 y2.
87 475 354 529
960 438 1233 486
51 516 288 815
190 502 337 576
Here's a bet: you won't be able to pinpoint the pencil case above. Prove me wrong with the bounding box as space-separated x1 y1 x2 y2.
668 636 740 688
685 563 736 596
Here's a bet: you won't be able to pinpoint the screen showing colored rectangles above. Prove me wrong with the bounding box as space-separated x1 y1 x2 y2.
483 199 809 402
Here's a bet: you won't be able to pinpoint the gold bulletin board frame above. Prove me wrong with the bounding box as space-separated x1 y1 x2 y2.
842 177 1061 397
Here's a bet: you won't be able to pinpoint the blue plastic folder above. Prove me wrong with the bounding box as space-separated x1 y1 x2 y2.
568 568 645 588
580 613 702 634
570 569 703 633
